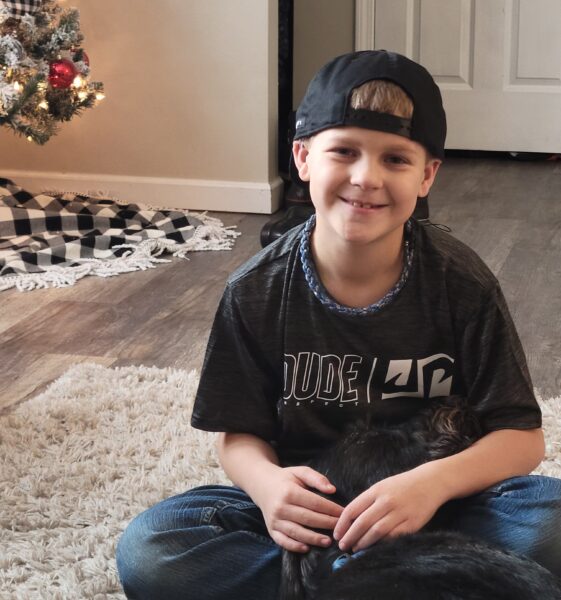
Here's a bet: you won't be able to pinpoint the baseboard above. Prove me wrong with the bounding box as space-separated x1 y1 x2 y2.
1 170 285 214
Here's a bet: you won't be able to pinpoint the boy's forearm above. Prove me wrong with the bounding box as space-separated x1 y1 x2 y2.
217 432 282 502
418 427 545 504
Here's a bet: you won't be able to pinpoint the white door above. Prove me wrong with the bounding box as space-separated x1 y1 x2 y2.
355 0 561 153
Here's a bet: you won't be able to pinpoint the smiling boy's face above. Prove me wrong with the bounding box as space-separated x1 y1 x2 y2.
292 126 440 249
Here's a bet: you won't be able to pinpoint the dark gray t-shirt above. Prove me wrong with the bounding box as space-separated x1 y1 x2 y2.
191 219 541 466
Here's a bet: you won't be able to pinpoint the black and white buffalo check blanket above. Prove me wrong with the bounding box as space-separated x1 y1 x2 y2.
1 0 42 18
0 178 240 292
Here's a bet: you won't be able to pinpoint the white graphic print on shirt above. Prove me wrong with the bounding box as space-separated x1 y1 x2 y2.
283 353 455 406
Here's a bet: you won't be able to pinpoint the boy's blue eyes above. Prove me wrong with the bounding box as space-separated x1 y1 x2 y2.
329 148 409 164
386 155 408 165
331 147 355 157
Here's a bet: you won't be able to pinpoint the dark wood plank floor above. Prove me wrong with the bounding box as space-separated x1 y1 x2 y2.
430 157 561 398
1 156 560 411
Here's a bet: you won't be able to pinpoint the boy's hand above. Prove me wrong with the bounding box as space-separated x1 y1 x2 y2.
333 465 445 553
255 465 344 553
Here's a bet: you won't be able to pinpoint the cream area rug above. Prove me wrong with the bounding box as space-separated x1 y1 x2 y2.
0 363 228 599
1 364 560 599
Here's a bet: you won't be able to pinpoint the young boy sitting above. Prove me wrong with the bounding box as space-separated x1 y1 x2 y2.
116 50 561 599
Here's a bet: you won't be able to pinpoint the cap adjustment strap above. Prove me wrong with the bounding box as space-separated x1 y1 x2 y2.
344 109 412 139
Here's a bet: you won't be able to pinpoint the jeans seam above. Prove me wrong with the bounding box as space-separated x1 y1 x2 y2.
245 530 277 547
197 507 276 547
215 500 257 511
199 503 263 526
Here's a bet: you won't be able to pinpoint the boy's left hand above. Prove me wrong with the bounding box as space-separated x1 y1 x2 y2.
333 464 446 552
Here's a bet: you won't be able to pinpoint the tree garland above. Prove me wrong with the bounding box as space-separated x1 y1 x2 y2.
0 0 104 144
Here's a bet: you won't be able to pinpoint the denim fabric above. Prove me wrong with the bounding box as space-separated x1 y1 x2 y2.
439 475 561 577
116 476 561 599
116 486 281 600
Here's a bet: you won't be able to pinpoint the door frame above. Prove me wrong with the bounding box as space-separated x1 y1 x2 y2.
355 0 377 49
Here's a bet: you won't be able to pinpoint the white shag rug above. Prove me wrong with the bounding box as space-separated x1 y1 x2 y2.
0 364 560 599
0 363 228 599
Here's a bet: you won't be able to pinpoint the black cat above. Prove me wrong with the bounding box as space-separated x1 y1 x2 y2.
280 397 561 600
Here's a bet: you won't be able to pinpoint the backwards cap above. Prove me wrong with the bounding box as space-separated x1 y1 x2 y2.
290 50 446 186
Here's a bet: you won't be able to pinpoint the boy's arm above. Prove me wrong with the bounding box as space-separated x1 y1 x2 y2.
333 427 544 552
419 425 544 499
217 432 344 553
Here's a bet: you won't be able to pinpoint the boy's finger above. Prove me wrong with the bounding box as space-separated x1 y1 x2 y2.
350 515 408 552
272 530 309 553
293 466 337 494
333 493 375 541
284 504 340 530
337 502 398 551
276 520 333 549
296 487 344 517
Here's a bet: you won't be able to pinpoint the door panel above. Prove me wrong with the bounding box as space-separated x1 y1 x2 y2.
510 0 561 84
356 0 561 152
419 0 474 88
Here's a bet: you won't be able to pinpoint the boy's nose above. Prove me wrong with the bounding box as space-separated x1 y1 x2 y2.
349 157 383 190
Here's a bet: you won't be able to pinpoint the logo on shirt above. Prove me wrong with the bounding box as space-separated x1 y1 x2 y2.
283 352 455 406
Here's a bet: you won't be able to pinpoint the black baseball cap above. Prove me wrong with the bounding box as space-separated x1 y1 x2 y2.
290 50 447 186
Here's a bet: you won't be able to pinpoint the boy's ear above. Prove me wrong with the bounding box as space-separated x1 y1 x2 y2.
419 159 441 198
292 141 311 182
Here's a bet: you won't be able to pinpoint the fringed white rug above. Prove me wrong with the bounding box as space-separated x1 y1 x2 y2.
0 364 560 599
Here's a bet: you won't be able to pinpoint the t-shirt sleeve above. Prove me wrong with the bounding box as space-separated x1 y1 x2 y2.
190 282 280 441
459 283 542 433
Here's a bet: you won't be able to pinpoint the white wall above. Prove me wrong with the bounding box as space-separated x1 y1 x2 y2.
0 0 282 213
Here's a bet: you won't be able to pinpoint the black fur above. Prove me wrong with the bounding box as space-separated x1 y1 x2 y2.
280 397 561 600
318 531 561 600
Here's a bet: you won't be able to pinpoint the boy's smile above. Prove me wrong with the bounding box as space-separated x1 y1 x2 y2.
293 126 440 251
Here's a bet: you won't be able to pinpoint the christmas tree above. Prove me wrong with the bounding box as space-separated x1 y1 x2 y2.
0 0 104 144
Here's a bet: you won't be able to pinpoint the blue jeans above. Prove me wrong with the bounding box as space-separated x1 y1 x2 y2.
116 475 561 599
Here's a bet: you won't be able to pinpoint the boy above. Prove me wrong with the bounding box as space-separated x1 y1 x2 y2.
116 51 561 599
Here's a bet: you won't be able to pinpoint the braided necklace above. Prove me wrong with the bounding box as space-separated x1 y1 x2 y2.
299 215 414 317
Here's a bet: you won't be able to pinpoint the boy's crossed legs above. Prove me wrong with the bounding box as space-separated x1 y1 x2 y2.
116 476 561 600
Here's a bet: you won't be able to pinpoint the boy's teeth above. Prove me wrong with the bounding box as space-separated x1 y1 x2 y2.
351 201 373 208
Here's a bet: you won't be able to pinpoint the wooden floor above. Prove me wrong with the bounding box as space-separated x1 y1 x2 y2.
1 156 560 412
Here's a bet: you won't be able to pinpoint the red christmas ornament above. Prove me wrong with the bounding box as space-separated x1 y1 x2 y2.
48 59 78 89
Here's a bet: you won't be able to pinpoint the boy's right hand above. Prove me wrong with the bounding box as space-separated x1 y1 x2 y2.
253 465 343 553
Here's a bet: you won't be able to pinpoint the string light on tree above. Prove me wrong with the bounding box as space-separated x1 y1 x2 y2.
0 0 105 144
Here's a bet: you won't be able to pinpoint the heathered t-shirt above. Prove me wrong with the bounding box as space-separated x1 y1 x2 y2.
191 219 541 466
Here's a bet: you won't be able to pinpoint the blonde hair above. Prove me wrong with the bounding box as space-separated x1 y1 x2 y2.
350 79 413 119
298 80 414 149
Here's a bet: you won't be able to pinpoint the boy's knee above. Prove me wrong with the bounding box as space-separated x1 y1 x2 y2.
116 512 162 595
536 475 561 498
115 492 226 597
116 513 192 598
115 487 264 597
494 474 561 501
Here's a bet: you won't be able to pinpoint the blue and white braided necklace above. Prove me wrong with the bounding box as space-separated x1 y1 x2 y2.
299 215 414 317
